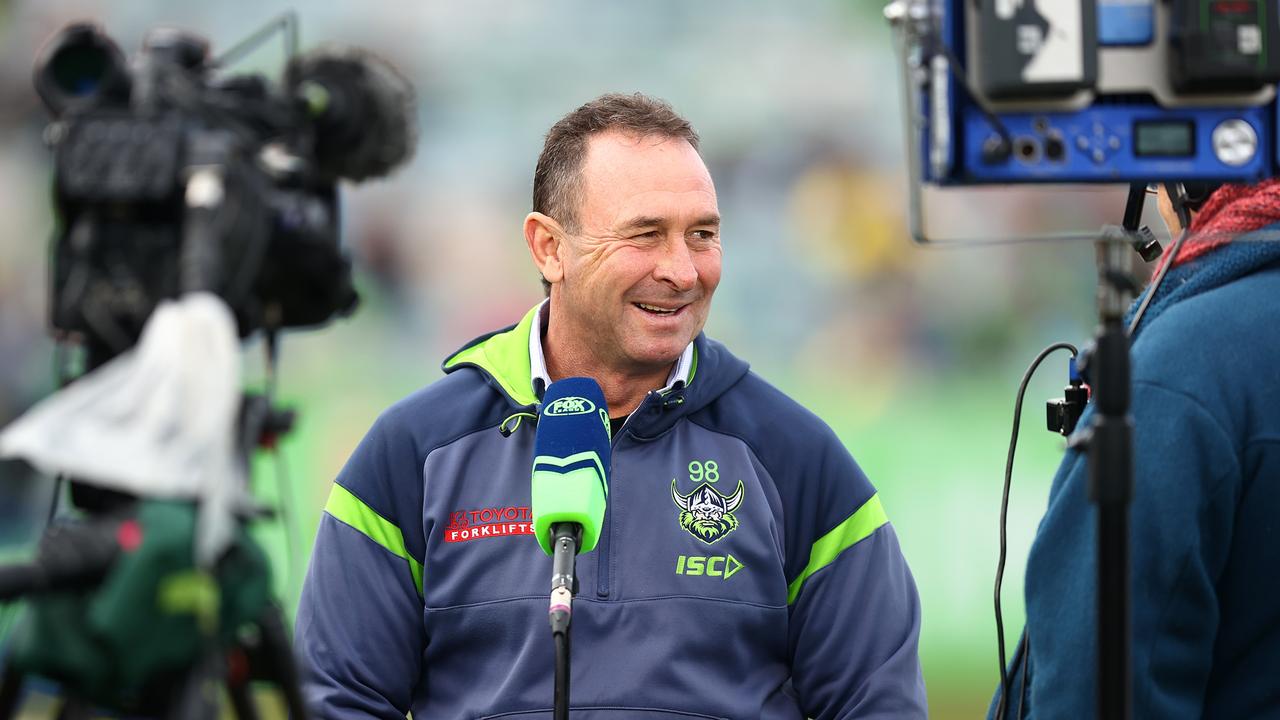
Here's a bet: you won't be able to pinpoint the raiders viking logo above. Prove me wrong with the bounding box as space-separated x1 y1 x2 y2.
671 479 744 544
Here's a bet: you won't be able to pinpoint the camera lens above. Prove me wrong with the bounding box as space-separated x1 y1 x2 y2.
33 22 130 116
49 44 111 97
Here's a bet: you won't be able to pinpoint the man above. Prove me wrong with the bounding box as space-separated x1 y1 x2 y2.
991 181 1280 718
297 93 926 719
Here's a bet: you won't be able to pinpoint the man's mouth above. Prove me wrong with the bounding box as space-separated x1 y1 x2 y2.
634 302 684 316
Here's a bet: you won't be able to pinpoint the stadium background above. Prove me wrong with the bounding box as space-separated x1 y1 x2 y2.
0 0 1171 716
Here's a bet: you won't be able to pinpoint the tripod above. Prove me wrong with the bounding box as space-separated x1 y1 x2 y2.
0 393 310 720
0 600 308 720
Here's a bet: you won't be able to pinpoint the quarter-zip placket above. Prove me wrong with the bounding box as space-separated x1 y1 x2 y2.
594 387 685 599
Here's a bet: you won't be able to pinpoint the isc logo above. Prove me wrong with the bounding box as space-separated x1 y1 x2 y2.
545 397 595 416
675 554 744 579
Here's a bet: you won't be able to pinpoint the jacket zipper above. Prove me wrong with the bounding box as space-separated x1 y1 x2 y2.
597 391 652 598
595 442 615 598
597 404 637 599
596 389 682 598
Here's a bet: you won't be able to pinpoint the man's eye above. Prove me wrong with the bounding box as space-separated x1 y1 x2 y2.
633 230 660 240
691 230 718 241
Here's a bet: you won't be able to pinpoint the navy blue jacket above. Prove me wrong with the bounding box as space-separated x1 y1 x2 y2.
296 304 927 719
992 235 1280 718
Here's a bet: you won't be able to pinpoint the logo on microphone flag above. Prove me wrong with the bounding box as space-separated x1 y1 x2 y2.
544 396 595 416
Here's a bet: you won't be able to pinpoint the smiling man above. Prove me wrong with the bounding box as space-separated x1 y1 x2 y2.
296 93 926 719
524 111 722 425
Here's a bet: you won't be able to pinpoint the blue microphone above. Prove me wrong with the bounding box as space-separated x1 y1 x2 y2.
530 377 611 555
531 377 612 717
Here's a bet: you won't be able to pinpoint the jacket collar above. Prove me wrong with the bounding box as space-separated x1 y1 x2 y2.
442 303 543 406
525 300 695 400
442 301 704 411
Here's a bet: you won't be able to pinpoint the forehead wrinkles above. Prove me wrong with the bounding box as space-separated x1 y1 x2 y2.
585 157 714 202
576 133 714 232
603 189 719 233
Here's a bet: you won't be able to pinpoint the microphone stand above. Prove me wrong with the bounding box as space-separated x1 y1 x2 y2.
548 524 581 720
1079 184 1149 720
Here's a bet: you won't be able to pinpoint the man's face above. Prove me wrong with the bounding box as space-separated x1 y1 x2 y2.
551 130 721 373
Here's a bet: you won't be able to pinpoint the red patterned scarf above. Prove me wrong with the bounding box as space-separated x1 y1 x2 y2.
1170 178 1280 267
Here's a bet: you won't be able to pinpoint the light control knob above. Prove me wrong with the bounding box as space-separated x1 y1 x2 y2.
1212 119 1258 167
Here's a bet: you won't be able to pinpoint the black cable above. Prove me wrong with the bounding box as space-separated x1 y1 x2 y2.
1129 183 1193 336
1127 228 1188 337
994 341 1078 719
553 630 569 720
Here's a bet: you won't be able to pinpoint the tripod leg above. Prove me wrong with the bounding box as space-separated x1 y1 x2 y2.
166 649 224 720
227 677 259 720
256 604 309 720
0 666 23 720
227 645 260 720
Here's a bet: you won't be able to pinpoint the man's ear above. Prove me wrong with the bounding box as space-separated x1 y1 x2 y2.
524 212 565 284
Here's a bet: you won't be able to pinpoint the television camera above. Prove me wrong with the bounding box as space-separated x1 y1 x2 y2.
0 13 415 719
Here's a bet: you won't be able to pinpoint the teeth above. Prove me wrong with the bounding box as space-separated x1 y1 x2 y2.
637 303 677 315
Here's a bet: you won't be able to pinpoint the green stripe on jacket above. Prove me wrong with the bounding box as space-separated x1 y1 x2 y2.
325 483 425 595
787 493 888 604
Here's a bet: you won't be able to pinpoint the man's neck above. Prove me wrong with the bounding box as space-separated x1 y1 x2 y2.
535 304 675 417
542 316 673 419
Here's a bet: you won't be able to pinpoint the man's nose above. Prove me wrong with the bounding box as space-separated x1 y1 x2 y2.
654 235 698 291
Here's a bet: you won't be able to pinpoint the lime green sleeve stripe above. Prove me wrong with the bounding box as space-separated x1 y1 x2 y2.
787 493 888 605
325 484 424 595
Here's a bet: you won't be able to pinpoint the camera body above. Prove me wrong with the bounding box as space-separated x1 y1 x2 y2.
903 0 1280 186
35 23 414 362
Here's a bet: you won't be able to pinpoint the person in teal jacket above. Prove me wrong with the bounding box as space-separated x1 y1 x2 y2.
992 180 1280 718
296 93 927 719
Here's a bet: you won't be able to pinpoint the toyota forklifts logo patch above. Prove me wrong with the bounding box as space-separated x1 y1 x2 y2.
444 505 534 542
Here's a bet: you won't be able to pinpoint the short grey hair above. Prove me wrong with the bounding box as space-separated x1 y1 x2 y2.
532 92 700 231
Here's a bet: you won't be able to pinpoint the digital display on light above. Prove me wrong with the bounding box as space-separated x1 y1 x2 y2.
1134 121 1195 157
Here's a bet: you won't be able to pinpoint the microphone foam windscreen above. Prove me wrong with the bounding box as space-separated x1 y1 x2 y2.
531 377 611 555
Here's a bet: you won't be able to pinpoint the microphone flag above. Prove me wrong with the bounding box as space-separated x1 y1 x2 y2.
530 377 611 555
